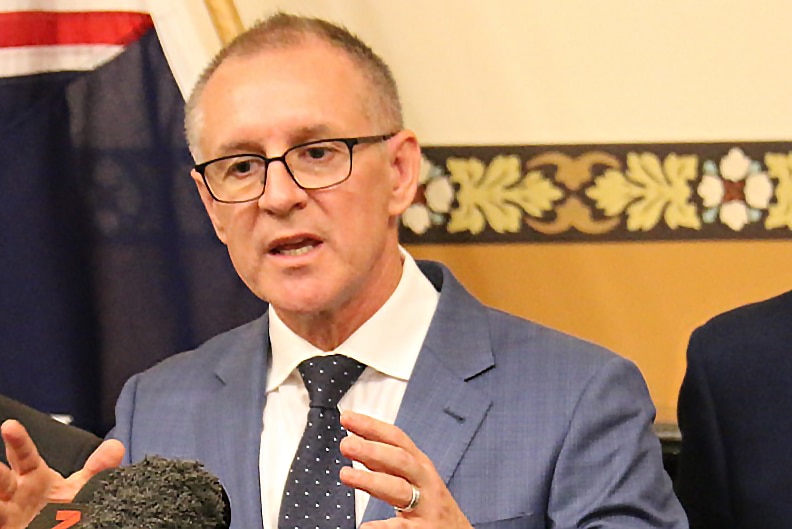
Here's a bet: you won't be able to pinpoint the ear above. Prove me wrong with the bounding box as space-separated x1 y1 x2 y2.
386 130 421 217
191 169 228 244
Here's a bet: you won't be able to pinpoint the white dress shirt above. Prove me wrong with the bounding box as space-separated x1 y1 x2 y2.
259 251 439 529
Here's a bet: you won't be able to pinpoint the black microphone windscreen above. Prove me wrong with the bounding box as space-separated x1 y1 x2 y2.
73 455 230 529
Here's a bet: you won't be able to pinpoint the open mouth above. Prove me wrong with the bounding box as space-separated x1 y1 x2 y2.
269 237 321 257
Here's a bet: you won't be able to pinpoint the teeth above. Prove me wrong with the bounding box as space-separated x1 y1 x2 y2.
279 245 314 256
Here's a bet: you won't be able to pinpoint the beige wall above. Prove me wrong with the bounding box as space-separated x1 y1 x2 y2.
161 1 792 423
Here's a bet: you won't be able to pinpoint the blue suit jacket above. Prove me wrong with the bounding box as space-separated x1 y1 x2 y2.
111 261 685 529
677 289 792 529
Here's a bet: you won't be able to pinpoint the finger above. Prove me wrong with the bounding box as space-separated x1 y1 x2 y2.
1 420 43 476
56 440 125 501
82 440 124 476
341 411 419 455
0 506 11 529
0 462 17 501
340 435 418 480
340 466 414 511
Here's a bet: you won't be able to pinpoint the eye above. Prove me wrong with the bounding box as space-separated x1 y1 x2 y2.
291 141 346 167
231 160 252 173
223 156 263 180
305 147 330 160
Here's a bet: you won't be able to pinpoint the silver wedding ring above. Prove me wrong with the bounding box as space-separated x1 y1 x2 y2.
394 484 421 513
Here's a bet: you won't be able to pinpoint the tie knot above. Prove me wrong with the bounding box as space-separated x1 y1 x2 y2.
298 355 366 408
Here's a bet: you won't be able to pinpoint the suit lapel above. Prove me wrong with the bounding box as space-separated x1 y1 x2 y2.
363 262 494 523
195 315 270 529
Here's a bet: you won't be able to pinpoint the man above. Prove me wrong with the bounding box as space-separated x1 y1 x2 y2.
110 13 685 529
2 13 686 529
676 290 792 529
0 395 100 476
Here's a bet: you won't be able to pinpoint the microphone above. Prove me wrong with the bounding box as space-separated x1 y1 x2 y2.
27 456 230 529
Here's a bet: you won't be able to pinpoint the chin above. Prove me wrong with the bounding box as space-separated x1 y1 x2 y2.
259 284 335 315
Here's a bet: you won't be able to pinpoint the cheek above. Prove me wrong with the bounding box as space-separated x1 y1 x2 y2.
217 210 261 271
348 168 395 220
335 190 389 237
224 235 268 299
336 196 393 263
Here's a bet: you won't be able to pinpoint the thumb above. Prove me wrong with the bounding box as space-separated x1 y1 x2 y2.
52 440 124 502
81 439 124 477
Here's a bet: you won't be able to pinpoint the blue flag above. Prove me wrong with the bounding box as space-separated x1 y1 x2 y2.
0 8 264 433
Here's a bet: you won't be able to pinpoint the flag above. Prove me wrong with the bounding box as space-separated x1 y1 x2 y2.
0 3 264 433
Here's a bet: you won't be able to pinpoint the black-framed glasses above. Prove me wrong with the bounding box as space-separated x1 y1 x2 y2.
194 132 398 203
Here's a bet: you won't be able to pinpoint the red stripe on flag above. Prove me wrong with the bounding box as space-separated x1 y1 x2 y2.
0 11 153 48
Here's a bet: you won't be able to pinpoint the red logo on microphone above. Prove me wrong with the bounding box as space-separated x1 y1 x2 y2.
52 510 82 529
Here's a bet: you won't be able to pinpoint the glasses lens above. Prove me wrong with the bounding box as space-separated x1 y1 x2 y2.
286 140 351 189
204 155 266 202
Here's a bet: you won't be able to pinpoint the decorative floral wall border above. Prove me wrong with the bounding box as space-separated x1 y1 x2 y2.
399 142 792 244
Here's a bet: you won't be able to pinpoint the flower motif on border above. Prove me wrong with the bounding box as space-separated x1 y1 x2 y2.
401 156 455 235
698 147 774 231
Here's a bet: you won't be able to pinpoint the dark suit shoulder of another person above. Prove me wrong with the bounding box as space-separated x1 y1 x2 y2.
0 395 101 476
677 289 792 529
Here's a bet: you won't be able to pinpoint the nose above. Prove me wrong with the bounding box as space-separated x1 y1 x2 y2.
258 160 308 216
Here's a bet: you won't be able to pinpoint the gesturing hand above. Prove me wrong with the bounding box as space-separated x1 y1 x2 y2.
0 420 124 529
339 411 473 529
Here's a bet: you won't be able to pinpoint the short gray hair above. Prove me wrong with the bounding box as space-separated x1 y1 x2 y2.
184 12 403 160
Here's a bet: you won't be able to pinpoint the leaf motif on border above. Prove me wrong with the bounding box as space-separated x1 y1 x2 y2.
587 152 700 231
447 155 562 234
765 153 792 229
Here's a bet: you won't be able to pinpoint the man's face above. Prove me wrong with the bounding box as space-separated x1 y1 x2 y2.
191 40 419 339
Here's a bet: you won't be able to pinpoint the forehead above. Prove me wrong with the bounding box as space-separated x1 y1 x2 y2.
197 40 376 153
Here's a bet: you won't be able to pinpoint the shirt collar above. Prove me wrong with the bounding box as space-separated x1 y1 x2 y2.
267 249 439 391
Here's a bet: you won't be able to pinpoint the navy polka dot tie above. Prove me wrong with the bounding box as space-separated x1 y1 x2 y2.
279 355 366 529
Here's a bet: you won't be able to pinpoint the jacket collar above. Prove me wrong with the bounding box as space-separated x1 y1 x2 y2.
363 260 495 522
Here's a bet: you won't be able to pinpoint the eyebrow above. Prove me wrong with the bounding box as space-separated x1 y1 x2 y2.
287 124 336 145
214 124 339 157
214 140 266 156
